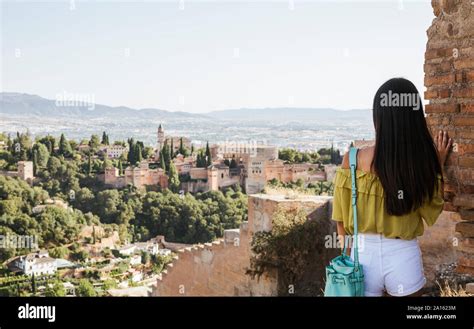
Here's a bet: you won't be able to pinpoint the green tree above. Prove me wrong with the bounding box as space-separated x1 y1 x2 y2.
58 133 73 157
205 142 212 166
45 281 66 297
161 140 171 171
177 137 189 157
77 279 97 297
32 150 38 175
102 154 113 172
89 134 100 151
101 132 109 145
168 162 180 192
127 138 135 165
46 156 62 177
135 144 143 164
170 139 174 159
160 151 166 171
32 142 50 167
31 273 36 295
49 246 70 259
37 135 56 155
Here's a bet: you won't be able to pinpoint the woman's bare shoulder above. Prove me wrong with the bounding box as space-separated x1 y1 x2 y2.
358 146 375 172
342 145 375 171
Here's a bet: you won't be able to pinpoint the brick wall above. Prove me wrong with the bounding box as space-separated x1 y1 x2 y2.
424 0 474 275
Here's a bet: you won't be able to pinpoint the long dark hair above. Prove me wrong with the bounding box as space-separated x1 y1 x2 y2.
371 78 442 216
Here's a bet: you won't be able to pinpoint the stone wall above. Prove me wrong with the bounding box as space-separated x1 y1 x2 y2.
150 194 334 296
424 0 474 275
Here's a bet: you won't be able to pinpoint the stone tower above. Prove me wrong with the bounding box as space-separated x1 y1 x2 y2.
17 161 34 183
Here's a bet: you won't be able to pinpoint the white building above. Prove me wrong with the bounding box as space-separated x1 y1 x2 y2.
14 251 57 276
134 241 160 255
105 145 128 159
130 254 142 266
158 249 172 256
117 245 136 256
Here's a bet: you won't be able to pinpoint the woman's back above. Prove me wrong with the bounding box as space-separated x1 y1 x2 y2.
332 145 444 240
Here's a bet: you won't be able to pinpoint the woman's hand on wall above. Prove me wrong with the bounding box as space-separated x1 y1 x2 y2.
435 130 453 166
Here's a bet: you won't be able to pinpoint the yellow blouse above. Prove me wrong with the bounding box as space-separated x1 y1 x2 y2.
332 168 444 240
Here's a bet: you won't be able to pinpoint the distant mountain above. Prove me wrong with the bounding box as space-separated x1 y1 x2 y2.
207 107 371 122
0 92 371 123
0 92 208 120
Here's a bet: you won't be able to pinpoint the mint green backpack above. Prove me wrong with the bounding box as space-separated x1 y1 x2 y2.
324 147 364 297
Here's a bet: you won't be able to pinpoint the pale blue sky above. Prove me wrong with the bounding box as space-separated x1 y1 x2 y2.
1 0 434 112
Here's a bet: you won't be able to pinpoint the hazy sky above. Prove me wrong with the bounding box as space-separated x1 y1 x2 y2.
1 0 434 113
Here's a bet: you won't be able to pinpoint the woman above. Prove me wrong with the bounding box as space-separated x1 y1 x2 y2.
332 77 452 297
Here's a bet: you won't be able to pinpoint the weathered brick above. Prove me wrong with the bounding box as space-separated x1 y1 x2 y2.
460 209 474 221
458 255 474 268
459 155 474 168
453 87 474 98
455 234 474 249
458 168 474 184
425 103 459 113
444 201 458 212
424 0 474 282
444 182 458 193
456 221 474 238
458 130 474 139
454 58 474 70
460 103 474 113
456 265 474 276
466 70 474 82
425 73 455 86
426 114 452 126
456 143 474 156
426 48 455 61
453 195 474 209
424 61 452 75
453 117 474 127
460 185 474 195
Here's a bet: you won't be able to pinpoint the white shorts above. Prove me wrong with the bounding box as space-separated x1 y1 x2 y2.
350 233 426 296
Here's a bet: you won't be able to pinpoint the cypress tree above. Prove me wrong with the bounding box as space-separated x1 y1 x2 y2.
168 162 180 192
170 139 174 159
160 151 166 171
59 133 72 157
32 150 38 175
205 142 212 166
127 138 135 165
136 144 143 164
